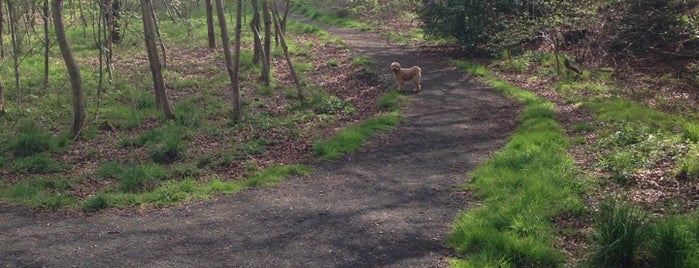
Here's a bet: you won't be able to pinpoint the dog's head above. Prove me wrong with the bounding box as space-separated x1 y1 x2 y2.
390 62 401 73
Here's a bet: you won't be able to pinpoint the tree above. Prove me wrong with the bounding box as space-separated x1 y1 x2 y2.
205 0 215 48
140 0 175 120
261 0 272 87
42 0 50 90
214 0 242 120
272 3 303 99
0 75 4 115
7 0 21 107
52 0 87 137
0 0 4 59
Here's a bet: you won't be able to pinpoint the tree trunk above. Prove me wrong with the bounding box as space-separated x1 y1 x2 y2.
261 0 271 87
103 0 114 82
7 0 21 108
148 0 167 69
111 0 122 44
0 0 5 59
214 0 241 120
233 0 243 113
205 0 215 48
140 0 174 119
43 0 50 90
250 0 261 63
0 76 5 115
52 0 87 137
272 4 303 100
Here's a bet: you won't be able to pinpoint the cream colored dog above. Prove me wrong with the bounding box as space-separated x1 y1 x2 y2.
391 62 422 92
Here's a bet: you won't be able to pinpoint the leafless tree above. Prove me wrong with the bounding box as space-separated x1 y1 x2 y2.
52 0 87 137
140 0 175 119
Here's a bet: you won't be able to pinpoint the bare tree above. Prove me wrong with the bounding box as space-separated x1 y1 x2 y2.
148 0 167 69
261 0 271 87
0 0 4 59
140 0 174 119
0 75 5 115
213 0 241 120
7 0 21 107
42 0 50 90
52 0 87 137
205 0 215 48
251 0 262 63
272 3 303 100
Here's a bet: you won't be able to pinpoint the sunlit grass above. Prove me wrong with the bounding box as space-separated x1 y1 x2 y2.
450 60 583 267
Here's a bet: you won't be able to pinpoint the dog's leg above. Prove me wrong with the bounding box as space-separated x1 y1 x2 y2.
414 72 422 92
398 79 404 92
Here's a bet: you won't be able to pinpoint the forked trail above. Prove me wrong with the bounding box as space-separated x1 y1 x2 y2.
0 15 520 267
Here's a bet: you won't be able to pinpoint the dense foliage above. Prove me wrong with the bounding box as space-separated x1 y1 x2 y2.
420 0 699 60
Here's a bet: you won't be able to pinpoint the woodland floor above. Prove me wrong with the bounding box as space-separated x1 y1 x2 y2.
0 13 523 267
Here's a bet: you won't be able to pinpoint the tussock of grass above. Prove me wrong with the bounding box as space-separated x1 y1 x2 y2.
450 60 583 267
313 112 402 160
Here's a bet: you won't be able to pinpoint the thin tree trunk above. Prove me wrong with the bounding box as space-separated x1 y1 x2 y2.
250 0 261 63
52 0 87 137
0 0 4 59
148 0 167 69
7 0 21 108
271 4 303 100
261 0 271 87
233 0 242 113
104 0 114 82
213 0 241 120
140 0 174 119
0 76 4 115
205 0 215 48
111 0 122 44
43 0 50 90
281 0 289 33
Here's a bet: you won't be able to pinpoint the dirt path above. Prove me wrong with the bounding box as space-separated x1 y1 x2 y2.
0 16 521 267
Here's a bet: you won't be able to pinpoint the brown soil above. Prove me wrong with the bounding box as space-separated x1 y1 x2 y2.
0 14 523 267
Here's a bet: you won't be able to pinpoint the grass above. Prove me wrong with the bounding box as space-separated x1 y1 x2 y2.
82 165 312 211
485 48 699 267
313 111 402 160
449 60 584 267
0 2 367 211
0 178 75 209
290 2 373 31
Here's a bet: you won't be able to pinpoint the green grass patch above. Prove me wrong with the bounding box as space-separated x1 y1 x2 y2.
290 3 373 31
377 90 407 110
449 60 583 267
0 178 76 209
313 112 402 160
82 165 312 211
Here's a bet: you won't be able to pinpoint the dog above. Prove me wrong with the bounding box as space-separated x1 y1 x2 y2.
391 62 422 92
